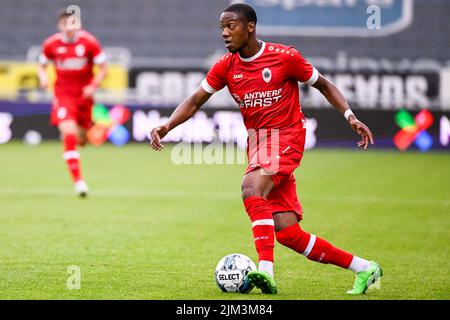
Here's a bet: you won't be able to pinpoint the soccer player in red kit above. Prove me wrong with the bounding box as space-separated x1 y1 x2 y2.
150 4 382 295
38 9 108 197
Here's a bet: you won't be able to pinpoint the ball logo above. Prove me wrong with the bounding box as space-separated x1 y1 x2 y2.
217 272 241 281
262 68 272 83
215 253 256 293
75 44 85 57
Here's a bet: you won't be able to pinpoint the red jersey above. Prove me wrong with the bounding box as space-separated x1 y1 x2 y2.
201 41 318 152
39 30 106 97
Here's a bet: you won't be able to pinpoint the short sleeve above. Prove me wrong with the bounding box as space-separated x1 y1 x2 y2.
87 35 106 64
201 57 227 94
282 48 318 85
39 39 53 64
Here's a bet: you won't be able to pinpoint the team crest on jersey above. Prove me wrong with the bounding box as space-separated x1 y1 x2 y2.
75 44 85 57
262 68 272 83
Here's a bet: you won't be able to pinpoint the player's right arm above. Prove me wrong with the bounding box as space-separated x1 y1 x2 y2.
37 37 54 89
150 88 212 151
150 55 227 151
37 63 49 89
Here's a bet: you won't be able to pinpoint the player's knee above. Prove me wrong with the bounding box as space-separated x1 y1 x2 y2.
241 186 264 200
77 130 87 146
59 121 77 137
273 212 298 232
78 137 87 146
241 175 266 199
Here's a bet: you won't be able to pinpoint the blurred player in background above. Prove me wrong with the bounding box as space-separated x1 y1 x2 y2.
37 8 108 197
150 3 382 294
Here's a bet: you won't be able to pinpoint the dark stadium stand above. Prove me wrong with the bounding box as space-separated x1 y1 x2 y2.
0 0 448 62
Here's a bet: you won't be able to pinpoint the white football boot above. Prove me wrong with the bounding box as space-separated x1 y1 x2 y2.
75 180 89 197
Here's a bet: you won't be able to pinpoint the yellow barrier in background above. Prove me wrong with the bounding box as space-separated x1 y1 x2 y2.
0 61 128 99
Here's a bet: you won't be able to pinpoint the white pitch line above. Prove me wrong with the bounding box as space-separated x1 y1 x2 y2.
0 187 237 199
305 194 449 208
0 187 448 208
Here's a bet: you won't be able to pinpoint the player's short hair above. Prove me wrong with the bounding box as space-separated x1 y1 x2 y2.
223 3 257 24
58 8 74 20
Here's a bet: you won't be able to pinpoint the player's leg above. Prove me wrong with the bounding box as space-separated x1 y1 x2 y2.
241 168 278 293
50 97 88 196
274 214 382 294
271 178 382 294
67 97 93 195
274 211 357 269
76 97 93 147
58 120 88 197
77 126 88 146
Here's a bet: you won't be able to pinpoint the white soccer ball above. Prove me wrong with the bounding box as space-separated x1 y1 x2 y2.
215 253 256 293
23 130 42 146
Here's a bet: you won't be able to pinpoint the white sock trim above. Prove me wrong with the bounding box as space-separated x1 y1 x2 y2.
252 219 275 227
302 234 316 257
63 151 80 160
258 260 274 277
348 256 371 273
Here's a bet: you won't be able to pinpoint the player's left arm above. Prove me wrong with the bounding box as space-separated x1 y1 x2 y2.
83 34 108 98
83 61 108 98
284 48 374 149
312 74 374 150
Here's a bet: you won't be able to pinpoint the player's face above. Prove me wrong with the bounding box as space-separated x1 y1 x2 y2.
219 12 252 53
58 17 81 39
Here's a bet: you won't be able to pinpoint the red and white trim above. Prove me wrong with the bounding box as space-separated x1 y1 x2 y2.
59 31 80 44
238 41 266 62
252 219 275 227
201 79 217 94
63 151 80 160
303 67 319 85
302 234 316 257
39 53 49 65
93 52 107 64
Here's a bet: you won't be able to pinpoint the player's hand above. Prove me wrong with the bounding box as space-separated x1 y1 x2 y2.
150 125 169 151
82 85 96 98
348 117 374 150
39 73 48 89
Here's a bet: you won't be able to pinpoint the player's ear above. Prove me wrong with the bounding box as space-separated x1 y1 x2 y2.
247 21 256 33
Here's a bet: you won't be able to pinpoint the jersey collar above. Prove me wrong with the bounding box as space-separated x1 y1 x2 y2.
238 41 266 62
59 31 80 44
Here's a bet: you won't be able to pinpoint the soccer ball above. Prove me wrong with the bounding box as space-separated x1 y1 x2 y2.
215 253 256 293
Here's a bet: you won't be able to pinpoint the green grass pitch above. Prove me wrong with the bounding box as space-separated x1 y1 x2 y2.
0 141 449 299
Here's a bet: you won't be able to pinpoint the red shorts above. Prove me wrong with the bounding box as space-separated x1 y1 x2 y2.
244 128 306 220
50 95 94 129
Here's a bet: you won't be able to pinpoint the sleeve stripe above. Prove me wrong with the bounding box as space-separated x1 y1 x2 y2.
93 52 107 64
201 79 216 94
38 53 49 65
304 67 319 85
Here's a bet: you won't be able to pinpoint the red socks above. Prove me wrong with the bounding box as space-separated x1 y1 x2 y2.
243 196 275 263
244 197 354 270
276 223 353 269
63 134 82 182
